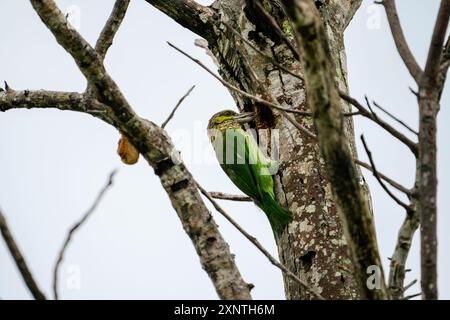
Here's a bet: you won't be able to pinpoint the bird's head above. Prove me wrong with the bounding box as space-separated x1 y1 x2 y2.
207 109 255 130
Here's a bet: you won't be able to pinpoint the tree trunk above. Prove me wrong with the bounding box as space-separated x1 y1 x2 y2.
202 0 366 299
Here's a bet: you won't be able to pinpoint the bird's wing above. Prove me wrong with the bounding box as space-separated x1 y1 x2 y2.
243 131 276 199
218 128 261 199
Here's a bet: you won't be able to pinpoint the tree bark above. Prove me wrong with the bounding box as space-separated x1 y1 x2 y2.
146 0 376 299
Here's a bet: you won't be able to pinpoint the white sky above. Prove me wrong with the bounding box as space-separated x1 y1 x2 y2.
0 0 448 299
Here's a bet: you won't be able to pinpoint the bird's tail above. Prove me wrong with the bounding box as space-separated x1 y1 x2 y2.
258 196 292 236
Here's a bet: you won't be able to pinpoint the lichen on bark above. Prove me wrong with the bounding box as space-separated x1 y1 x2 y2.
203 0 366 299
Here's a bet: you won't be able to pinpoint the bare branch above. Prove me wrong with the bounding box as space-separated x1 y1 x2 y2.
404 279 418 292
144 0 216 41
161 85 195 128
354 159 412 196
422 0 450 87
86 0 130 97
371 101 418 136
0 89 82 112
30 0 252 299
388 209 419 299
403 292 421 300
0 88 114 121
167 42 299 114
53 170 117 300
417 0 449 301
220 22 370 131
0 208 46 300
95 0 130 59
360 135 412 213
339 92 418 156
210 192 252 202
196 183 325 300
167 42 317 139
380 0 423 82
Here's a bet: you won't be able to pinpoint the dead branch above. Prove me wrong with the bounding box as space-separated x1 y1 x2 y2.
404 279 418 292
144 0 216 41
379 0 423 82
197 183 325 300
210 192 252 202
29 0 252 300
167 42 317 139
161 85 195 128
360 136 412 213
354 159 412 196
339 92 418 156
422 0 450 86
53 170 117 299
403 292 421 300
417 0 450 300
0 208 46 300
371 101 418 136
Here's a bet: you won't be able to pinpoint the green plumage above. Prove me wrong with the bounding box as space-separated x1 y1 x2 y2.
208 110 292 236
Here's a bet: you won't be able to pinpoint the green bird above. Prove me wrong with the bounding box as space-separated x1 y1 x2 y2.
208 110 292 237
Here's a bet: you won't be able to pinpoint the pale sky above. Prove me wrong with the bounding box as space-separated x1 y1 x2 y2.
0 0 448 299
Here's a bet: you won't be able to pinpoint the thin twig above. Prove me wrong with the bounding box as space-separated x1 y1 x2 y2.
161 85 195 128
168 42 304 113
404 279 418 292
379 0 423 82
168 42 357 142
422 0 450 85
340 92 418 156
372 100 418 135
196 183 325 300
221 21 364 125
210 192 252 202
354 159 413 196
168 42 316 139
281 110 317 139
360 135 411 212
0 209 46 300
409 86 419 98
52 170 117 300
403 292 421 300
364 96 377 116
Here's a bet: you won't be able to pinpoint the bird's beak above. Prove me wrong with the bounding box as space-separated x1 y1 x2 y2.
234 112 256 124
